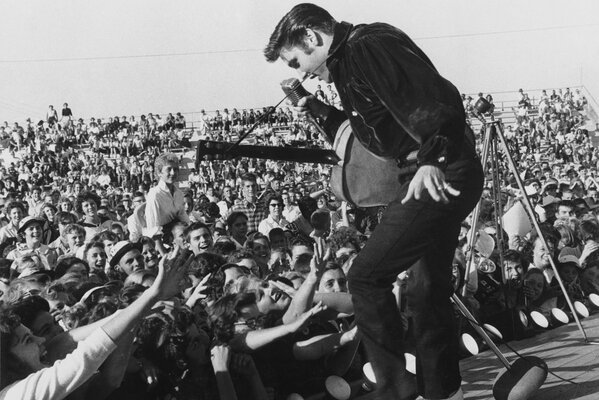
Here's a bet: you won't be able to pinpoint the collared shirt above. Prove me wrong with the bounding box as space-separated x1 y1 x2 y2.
231 199 267 234
0 223 18 244
28 199 45 217
48 236 70 258
145 181 190 229
322 21 471 167
7 243 58 270
258 215 289 236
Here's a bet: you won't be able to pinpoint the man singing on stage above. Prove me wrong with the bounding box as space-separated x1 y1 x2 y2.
265 4 483 400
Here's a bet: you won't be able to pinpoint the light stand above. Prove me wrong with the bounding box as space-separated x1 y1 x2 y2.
462 97 589 342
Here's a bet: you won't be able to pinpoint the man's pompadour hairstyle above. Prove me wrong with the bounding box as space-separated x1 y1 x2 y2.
264 3 336 62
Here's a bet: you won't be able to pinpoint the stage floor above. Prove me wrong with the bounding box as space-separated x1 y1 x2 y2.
461 312 599 399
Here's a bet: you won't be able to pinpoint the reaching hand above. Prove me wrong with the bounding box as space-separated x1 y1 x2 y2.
210 344 231 373
152 245 194 300
401 165 460 204
270 280 297 298
187 273 211 306
580 241 599 265
508 234 524 250
310 237 331 278
286 301 327 334
522 284 535 300
139 357 159 388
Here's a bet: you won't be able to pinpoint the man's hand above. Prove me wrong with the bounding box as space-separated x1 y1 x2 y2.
295 95 331 121
401 165 460 204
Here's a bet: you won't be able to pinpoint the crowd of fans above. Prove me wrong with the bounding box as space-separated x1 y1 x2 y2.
0 85 598 400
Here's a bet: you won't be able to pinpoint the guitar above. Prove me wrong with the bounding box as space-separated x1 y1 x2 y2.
195 120 403 207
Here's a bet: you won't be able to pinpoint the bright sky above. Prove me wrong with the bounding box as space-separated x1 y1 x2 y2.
0 0 598 123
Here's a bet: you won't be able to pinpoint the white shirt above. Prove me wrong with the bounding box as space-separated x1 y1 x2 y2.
258 215 289 236
145 181 190 229
0 329 117 400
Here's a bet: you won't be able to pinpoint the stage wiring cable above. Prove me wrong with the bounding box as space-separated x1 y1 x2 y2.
457 311 578 385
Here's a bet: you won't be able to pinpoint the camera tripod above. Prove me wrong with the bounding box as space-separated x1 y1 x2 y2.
461 101 589 342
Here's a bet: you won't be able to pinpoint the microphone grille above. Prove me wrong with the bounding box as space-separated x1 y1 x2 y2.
281 78 310 106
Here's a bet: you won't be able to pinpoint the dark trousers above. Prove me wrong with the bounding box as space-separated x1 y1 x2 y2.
348 156 483 399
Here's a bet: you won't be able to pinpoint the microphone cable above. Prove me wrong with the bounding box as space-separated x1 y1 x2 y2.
456 307 578 385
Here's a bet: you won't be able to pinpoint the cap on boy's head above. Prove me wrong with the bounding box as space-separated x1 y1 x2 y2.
18 216 44 234
109 241 142 267
558 254 580 268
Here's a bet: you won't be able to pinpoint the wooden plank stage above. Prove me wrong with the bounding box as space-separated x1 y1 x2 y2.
461 313 599 399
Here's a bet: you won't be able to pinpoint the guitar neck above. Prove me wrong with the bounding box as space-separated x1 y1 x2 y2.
196 140 340 165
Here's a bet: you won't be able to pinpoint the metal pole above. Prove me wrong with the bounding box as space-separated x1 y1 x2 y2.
493 121 588 342
462 125 493 297
451 294 512 370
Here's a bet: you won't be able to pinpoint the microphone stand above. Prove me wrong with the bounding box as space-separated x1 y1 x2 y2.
227 105 280 153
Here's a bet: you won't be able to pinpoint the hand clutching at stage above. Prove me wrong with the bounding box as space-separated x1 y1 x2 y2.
401 165 461 204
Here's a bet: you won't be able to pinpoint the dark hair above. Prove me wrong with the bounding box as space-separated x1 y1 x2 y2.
246 232 270 250
227 248 255 265
503 249 524 267
0 305 23 389
557 199 575 211
83 240 105 258
11 296 50 328
239 173 257 184
266 193 283 208
264 3 336 62
93 230 119 243
523 223 560 262
579 219 599 242
212 239 237 256
55 211 77 226
207 292 257 343
76 191 101 214
119 283 147 307
161 220 188 247
54 256 90 280
327 226 361 260
310 209 331 231
226 211 248 230
86 302 118 323
134 236 153 249
297 196 318 221
183 221 211 241
5 201 26 215
188 252 226 278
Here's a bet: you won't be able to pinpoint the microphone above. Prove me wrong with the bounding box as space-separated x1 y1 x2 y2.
281 78 311 106
280 78 329 141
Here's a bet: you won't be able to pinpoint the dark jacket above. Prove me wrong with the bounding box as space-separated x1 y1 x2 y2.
322 21 470 168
